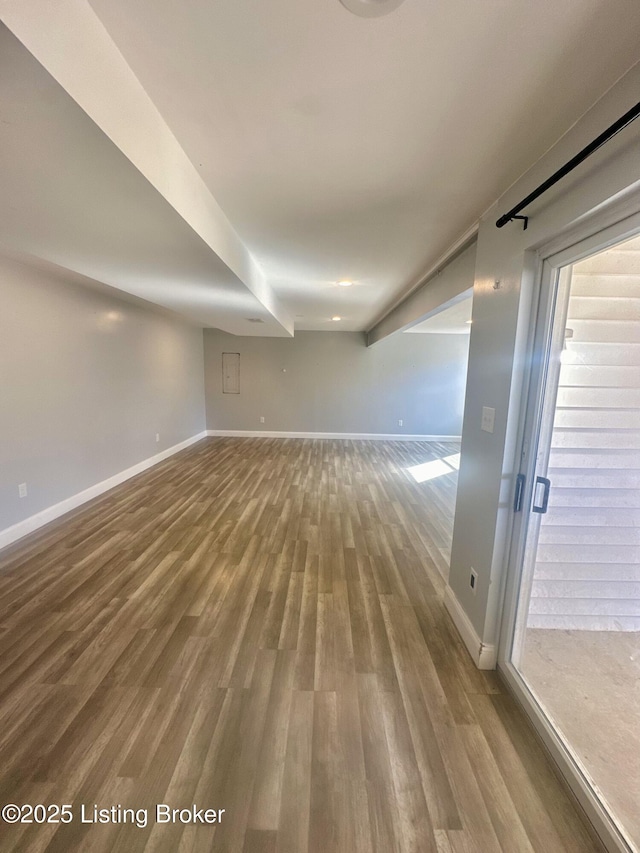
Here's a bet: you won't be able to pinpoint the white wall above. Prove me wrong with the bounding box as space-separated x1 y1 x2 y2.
204 329 469 436
445 60 640 666
0 255 206 540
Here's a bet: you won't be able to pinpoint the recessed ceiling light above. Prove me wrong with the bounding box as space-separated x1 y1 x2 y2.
339 0 406 18
465 320 472 324
337 279 353 287
332 316 342 322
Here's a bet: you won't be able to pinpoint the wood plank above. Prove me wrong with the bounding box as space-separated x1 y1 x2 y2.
276 689 313 853
0 436 603 853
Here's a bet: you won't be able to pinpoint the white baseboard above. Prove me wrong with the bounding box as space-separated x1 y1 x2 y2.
207 430 461 441
444 585 497 670
0 431 208 553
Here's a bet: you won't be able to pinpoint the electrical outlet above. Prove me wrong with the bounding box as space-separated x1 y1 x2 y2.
398 419 403 427
470 568 478 595
155 433 160 443
259 416 265 424
18 483 27 499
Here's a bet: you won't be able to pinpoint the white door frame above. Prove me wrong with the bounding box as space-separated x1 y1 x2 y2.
497 201 640 853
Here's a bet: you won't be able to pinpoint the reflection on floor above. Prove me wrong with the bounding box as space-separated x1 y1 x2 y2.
522 628 640 849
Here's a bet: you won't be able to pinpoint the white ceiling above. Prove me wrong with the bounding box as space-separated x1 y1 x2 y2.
1 0 640 335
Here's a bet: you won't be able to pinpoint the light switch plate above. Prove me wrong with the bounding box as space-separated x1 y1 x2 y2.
481 406 495 433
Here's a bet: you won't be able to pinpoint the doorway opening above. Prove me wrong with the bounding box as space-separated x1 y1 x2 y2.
507 231 640 851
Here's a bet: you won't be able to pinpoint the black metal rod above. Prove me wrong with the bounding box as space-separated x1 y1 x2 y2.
496 99 640 229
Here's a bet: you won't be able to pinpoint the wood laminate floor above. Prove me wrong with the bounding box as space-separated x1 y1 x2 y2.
0 438 602 853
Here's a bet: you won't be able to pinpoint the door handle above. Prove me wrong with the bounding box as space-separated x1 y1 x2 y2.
513 474 526 512
532 476 551 514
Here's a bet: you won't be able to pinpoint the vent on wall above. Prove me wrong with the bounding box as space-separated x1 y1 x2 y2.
245 318 264 324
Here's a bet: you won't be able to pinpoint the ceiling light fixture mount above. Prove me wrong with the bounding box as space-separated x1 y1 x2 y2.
337 279 353 287
332 316 342 321
339 0 406 18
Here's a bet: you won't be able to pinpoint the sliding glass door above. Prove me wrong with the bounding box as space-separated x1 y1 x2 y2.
502 222 640 853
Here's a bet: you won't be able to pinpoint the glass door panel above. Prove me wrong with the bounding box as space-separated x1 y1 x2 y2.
511 233 640 852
